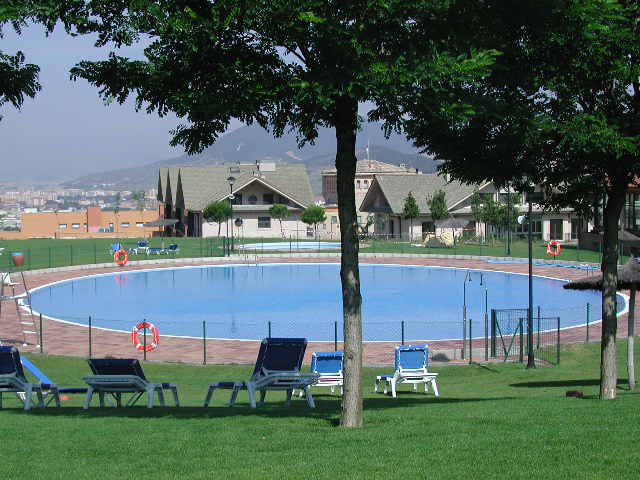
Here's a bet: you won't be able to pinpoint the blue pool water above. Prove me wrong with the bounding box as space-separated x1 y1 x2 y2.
238 241 342 250
30 264 623 341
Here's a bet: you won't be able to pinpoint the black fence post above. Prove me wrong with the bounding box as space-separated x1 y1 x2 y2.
490 309 496 358
556 317 561 364
88 315 92 358
202 321 207 365
27 249 32 270
70 245 73 266
586 302 590 343
268 321 272 338
536 306 541 350
48 247 52 268
518 318 524 363
401 320 405 345
39 314 43 354
143 321 147 361
334 320 338 351
468 318 473 364
94 243 97 264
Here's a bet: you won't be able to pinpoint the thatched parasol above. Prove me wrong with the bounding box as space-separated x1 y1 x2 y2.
143 218 179 227
564 257 639 389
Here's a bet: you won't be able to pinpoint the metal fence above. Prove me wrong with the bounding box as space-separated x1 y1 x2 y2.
490 308 561 365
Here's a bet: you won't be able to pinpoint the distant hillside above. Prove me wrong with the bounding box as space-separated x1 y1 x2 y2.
63 123 440 194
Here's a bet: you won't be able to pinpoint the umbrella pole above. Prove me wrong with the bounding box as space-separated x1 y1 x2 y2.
629 289 636 390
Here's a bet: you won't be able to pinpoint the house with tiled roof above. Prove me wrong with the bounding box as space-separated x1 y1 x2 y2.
359 174 586 242
158 162 314 238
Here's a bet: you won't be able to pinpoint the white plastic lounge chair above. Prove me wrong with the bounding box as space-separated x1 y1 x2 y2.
83 358 180 409
0 346 45 410
375 344 439 398
204 338 319 408
132 240 150 255
299 351 343 396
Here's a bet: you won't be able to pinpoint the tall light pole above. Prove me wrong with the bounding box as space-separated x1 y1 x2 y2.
227 176 236 251
526 194 535 369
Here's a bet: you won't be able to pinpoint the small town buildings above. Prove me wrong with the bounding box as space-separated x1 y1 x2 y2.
158 162 315 238
359 174 587 242
0 206 160 240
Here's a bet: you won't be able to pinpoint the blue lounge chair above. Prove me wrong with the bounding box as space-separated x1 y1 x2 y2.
109 243 123 255
19 355 87 406
0 346 45 410
83 358 180 409
375 344 439 398
204 338 319 408
299 351 343 396
133 240 150 255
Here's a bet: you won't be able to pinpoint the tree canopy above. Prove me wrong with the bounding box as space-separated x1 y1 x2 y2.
203 200 232 237
398 0 640 399
301 205 326 238
48 0 502 425
427 189 449 222
269 204 289 237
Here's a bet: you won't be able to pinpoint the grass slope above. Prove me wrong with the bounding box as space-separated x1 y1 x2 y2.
1 342 639 479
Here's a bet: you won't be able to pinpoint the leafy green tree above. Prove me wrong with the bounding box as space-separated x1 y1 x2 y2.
301 205 327 240
203 201 232 237
400 0 639 398
269 204 289 237
58 1 501 426
402 192 420 241
427 189 449 222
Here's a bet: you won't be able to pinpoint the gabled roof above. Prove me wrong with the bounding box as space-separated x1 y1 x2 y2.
165 163 314 212
360 174 489 214
322 159 417 175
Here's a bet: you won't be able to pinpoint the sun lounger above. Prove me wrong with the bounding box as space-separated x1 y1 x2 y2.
19 355 88 406
83 358 180 409
0 346 45 410
299 351 343 396
204 338 319 408
375 344 439 398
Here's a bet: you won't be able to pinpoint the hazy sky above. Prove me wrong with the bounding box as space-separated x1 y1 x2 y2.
1 24 241 183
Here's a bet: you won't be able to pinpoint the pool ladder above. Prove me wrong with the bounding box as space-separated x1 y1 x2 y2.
0 270 38 347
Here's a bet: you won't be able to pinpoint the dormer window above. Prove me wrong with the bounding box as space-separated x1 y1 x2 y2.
248 194 258 205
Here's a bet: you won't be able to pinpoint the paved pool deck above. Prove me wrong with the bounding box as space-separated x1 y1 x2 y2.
0 254 633 366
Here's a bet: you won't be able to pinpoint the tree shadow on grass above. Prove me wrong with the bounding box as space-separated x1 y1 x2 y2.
510 379 628 389
3 394 518 424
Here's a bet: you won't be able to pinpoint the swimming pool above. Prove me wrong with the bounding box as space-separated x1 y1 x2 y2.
30 263 624 341
238 241 342 250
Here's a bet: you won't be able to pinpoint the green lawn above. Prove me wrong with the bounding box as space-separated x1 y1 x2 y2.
0 237 226 270
2 236 621 272
1 342 638 479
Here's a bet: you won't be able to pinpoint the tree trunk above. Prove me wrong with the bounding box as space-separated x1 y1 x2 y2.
628 289 636 390
217 221 221 237
335 96 363 427
600 183 625 399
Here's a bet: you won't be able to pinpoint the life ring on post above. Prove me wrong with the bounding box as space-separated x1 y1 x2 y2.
546 240 562 257
131 321 159 351
114 249 129 266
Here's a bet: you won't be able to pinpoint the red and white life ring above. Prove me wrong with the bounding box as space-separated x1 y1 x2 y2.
114 249 129 266
546 240 562 257
131 321 159 351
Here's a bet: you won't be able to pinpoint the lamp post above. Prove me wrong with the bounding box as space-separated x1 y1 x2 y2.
227 176 236 251
526 195 535 369
482 273 489 361
462 270 476 359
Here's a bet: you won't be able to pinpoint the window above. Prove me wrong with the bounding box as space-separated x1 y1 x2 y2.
58 223 67 229
324 176 337 194
278 195 290 206
263 193 274 204
331 216 338 224
121 222 130 227
356 180 361 189
364 180 369 188
248 194 258 205
136 222 144 227
357 216 363 224
422 221 435 233
71 223 80 229
231 193 242 205
258 216 271 229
